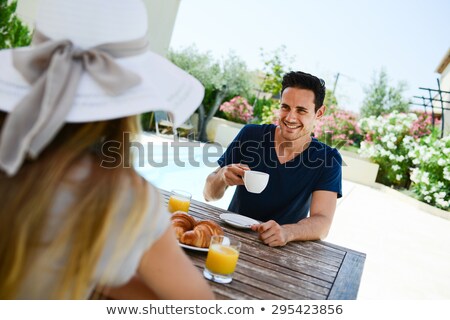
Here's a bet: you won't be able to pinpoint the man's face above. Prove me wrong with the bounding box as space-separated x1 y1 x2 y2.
278 87 324 142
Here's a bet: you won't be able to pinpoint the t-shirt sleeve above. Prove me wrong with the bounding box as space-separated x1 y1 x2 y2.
313 148 342 198
93 182 171 287
217 125 246 167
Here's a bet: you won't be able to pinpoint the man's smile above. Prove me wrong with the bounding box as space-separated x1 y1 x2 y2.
283 121 302 129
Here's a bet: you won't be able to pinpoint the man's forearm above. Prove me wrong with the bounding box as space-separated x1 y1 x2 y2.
284 214 333 242
203 168 227 201
284 190 337 242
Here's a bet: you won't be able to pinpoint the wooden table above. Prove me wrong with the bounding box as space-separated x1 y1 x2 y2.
162 190 366 300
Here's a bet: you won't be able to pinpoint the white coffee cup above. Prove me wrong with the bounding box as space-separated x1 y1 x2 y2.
243 170 269 193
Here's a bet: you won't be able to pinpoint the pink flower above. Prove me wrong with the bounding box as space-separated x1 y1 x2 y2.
219 96 254 123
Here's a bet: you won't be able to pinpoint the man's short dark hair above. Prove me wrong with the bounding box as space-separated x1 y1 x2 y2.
281 71 326 112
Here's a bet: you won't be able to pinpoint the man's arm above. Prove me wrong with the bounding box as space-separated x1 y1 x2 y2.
251 190 337 246
203 164 249 202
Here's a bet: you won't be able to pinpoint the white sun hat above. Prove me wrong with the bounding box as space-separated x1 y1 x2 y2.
0 0 204 176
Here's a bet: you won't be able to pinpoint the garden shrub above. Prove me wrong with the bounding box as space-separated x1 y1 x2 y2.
219 96 254 124
358 112 418 188
358 111 444 195
407 132 449 210
314 105 362 148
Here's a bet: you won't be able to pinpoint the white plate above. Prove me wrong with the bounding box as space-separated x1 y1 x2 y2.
219 213 260 229
178 241 209 252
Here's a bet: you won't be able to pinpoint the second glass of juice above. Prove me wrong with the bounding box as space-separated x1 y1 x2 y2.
203 235 241 284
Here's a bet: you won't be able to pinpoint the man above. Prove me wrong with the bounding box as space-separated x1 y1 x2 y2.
204 71 342 247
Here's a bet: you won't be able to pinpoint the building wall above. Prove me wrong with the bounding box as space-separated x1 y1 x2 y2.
439 58 450 136
443 69 449 137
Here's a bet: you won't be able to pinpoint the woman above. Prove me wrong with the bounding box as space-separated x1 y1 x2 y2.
0 0 214 299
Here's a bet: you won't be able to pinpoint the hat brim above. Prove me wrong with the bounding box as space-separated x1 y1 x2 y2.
0 48 204 127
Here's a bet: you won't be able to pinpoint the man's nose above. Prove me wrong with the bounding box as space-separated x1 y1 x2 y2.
285 109 297 122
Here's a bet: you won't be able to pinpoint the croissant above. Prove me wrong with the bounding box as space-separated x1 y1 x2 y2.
180 220 224 248
170 211 197 240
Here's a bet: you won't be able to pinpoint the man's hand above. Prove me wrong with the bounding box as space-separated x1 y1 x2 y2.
220 163 249 187
204 163 250 201
251 220 290 247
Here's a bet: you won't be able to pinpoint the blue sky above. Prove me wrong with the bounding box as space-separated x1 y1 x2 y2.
170 0 449 113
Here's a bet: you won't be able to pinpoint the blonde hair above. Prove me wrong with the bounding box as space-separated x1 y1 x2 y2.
0 113 150 299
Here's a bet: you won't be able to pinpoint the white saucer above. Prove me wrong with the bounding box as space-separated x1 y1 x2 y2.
219 213 260 229
178 242 209 252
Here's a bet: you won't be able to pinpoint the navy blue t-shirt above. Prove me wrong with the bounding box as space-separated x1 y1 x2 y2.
218 124 342 225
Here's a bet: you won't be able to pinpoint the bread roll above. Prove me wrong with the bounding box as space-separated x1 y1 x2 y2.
170 211 196 240
180 220 224 248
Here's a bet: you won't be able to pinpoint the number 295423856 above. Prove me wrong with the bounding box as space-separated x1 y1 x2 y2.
271 304 343 315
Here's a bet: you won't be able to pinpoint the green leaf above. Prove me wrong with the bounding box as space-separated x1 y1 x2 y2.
0 0 32 49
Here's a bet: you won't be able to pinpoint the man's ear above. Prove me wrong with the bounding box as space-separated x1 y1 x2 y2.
316 105 326 118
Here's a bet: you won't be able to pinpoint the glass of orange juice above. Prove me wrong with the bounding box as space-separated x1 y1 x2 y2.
203 235 241 284
168 189 191 213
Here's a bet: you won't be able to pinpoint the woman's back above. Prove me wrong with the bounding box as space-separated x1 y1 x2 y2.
0 0 213 300
0 117 159 298
12 155 168 299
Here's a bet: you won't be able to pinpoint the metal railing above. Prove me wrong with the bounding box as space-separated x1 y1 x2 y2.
411 79 450 138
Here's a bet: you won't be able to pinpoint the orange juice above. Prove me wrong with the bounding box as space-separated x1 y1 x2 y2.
168 195 190 213
205 244 239 275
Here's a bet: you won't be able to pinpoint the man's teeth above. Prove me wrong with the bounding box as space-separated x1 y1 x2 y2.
285 123 300 129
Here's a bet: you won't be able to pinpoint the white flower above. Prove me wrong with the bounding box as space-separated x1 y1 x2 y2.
358 142 374 158
410 168 419 183
396 174 402 181
403 136 413 144
421 172 430 185
438 158 446 166
434 192 446 199
387 141 396 150
392 164 401 171
397 155 405 162
422 152 432 162
435 198 449 209
379 147 391 157
444 168 450 181
434 140 444 149
424 195 432 202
